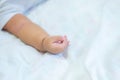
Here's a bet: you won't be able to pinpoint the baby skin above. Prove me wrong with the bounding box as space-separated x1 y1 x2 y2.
3 14 69 54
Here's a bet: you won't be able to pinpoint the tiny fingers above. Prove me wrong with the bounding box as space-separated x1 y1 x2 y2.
63 36 69 47
48 35 69 54
57 35 69 48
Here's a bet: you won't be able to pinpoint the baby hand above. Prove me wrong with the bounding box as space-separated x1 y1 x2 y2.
43 36 69 54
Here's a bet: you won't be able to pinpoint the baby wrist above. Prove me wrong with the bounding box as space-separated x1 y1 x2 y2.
40 36 49 52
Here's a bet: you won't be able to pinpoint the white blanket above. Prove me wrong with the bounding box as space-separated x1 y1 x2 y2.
0 0 120 80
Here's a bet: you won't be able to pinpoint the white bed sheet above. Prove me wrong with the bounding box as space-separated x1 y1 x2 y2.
0 0 120 80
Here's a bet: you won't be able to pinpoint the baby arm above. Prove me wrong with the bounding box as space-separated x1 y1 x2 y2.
3 14 69 54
